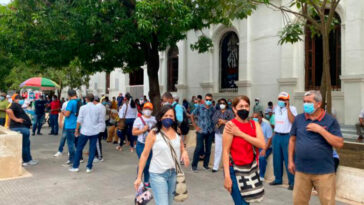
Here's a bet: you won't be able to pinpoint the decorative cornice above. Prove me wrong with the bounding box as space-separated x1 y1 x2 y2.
175 84 188 89
200 82 214 89
340 74 364 83
235 80 252 88
277 78 298 86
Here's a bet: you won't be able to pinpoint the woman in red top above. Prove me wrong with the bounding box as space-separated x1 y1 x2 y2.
222 95 265 205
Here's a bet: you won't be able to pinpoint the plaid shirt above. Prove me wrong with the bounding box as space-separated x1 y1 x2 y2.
192 104 216 134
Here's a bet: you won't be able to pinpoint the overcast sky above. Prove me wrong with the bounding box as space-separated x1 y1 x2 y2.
0 0 10 5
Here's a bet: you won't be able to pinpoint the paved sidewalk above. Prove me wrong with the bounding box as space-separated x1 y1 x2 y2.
0 128 347 205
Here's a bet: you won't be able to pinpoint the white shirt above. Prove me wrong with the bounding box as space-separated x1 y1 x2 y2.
77 102 101 136
149 132 181 174
359 109 364 119
274 105 297 133
96 103 106 133
118 101 138 119
133 116 157 143
61 101 68 111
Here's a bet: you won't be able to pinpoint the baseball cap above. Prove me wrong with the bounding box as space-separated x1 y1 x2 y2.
278 92 290 100
143 102 153 110
12 94 21 101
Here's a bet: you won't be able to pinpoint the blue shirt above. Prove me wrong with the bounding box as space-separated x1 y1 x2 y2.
172 102 184 123
261 121 273 145
290 111 343 174
192 104 216 134
64 99 78 130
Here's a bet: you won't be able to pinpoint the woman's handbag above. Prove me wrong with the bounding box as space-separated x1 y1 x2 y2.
135 184 153 205
160 132 188 202
230 121 264 203
117 103 128 130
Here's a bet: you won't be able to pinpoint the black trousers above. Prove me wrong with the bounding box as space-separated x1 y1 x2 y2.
95 132 103 159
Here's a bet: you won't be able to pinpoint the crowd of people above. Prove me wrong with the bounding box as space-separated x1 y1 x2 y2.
0 88 353 205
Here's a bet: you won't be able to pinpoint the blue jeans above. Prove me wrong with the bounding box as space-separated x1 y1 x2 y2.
65 129 76 162
73 134 98 169
150 169 176 205
58 128 67 153
11 127 33 163
0 118 5 126
49 114 59 134
136 142 152 183
272 133 294 186
32 114 44 134
230 166 249 205
192 132 214 168
119 118 136 148
259 147 272 178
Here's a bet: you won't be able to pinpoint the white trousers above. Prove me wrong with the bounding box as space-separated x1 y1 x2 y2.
213 133 223 171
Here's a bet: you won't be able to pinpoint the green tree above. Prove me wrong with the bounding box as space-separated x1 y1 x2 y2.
0 0 256 112
255 0 341 113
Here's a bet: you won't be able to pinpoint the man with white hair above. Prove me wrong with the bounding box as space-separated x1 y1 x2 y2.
288 90 344 205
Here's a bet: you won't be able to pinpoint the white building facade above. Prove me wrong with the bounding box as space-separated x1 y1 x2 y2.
85 1 364 126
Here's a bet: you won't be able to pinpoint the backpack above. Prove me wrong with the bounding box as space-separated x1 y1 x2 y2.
75 99 82 117
173 104 190 135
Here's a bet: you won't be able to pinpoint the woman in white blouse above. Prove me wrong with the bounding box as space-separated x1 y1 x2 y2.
134 105 190 205
118 93 138 152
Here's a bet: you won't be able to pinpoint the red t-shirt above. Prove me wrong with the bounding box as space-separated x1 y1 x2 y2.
230 119 259 166
50 100 60 114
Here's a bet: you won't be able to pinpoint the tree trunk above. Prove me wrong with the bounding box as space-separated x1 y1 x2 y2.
145 35 162 114
320 27 332 114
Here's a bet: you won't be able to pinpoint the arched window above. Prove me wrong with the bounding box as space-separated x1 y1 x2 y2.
220 31 239 92
167 46 179 92
129 68 144 86
305 12 341 90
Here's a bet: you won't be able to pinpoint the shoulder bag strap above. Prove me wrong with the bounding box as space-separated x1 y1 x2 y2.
160 131 183 174
249 120 257 158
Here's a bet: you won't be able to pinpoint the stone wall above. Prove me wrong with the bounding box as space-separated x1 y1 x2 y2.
0 127 23 179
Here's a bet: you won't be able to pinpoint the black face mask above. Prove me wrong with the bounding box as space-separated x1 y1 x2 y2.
237 109 249 120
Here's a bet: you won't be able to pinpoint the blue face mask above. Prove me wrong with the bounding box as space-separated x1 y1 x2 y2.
252 118 259 122
228 102 232 105
303 103 316 114
205 100 212 106
277 100 286 108
161 118 174 129
194 104 199 108
19 100 24 105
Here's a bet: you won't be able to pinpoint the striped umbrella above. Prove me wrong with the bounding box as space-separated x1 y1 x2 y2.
20 77 60 90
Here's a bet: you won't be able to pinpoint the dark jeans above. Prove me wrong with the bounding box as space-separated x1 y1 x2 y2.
58 128 67 153
136 141 152 183
65 129 76 162
73 134 98 169
272 133 294 186
0 118 5 126
230 166 249 205
117 129 125 146
119 118 136 148
11 127 33 163
259 147 272 178
95 132 103 159
32 114 44 134
192 132 214 168
49 114 59 134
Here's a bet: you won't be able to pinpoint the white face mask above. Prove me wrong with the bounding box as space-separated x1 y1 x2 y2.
219 104 226 110
143 109 152 117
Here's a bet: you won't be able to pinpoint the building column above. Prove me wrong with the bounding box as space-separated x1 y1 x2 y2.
176 40 188 100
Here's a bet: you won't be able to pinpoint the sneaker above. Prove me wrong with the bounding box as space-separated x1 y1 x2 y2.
22 162 30 167
288 185 294 191
80 159 84 163
212 169 218 173
203 166 210 170
93 158 100 163
28 160 39 166
66 160 72 165
86 168 92 173
260 177 265 181
69 168 79 172
54 152 62 157
269 181 282 186
32 133 35 136
192 167 198 173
